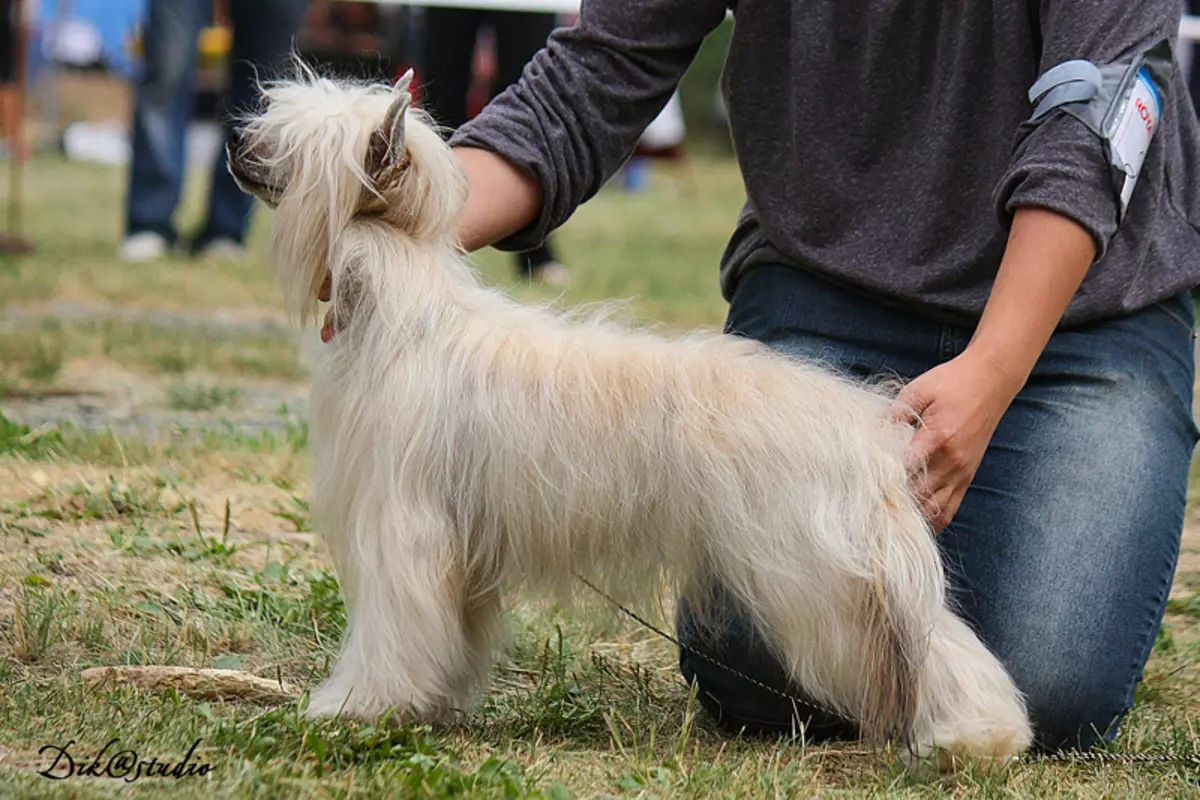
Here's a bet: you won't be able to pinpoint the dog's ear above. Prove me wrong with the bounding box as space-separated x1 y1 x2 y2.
382 71 413 163
367 70 414 188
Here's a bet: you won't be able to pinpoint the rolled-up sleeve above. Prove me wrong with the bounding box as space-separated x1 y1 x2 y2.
448 0 728 252
993 1 1184 258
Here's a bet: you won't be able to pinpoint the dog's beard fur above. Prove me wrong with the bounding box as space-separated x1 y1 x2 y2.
230 62 1034 767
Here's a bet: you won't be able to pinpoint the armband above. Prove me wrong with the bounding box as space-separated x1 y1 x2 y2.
1026 39 1174 221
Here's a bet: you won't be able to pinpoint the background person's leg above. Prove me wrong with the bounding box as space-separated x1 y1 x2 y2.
195 0 309 257
489 11 556 91
122 0 206 260
0 0 22 160
418 7 483 131
490 11 567 283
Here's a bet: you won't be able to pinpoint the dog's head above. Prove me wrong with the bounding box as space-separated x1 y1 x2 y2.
228 63 469 321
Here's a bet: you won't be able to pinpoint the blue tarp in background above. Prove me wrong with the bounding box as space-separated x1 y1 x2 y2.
36 0 147 78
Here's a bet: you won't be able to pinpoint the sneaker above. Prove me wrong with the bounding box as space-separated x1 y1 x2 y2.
193 237 246 263
118 232 169 262
529 261 570 287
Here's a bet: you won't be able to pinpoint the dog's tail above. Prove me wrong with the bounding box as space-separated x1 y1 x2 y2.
856 484 942 752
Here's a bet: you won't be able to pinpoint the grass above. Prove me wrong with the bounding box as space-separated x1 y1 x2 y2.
0 319 305 388
1 148 1198 798
165 383 243 412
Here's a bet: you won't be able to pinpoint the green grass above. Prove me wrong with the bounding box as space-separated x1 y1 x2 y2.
165 383 244 412
0 151 741 330
1 149 1198 798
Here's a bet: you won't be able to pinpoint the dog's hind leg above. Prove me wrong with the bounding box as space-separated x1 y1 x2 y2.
908 608 1033 767
305 507 480 723
692 508 929 746
858 488 1032 764
695 476 1031 763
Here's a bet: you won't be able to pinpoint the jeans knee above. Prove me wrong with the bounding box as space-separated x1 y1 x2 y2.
1017 667 1130 751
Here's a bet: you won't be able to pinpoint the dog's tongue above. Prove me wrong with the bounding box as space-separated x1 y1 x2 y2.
321 314 335 343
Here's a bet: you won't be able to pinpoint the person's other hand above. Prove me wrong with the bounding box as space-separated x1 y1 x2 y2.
892 349 1022 533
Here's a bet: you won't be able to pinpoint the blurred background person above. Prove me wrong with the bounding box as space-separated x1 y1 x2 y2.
619 90 689 194
119 0 308 264
418 4 568 286
298 0 417 83
0 0 27 160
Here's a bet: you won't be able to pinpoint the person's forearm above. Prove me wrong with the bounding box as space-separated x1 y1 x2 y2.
967 207 1097 392
453 147 543 253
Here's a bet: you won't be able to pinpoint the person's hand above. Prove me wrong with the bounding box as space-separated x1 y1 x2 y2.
892 348 1023 533
316 147 541 346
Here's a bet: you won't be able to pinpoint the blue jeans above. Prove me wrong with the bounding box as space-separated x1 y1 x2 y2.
677 264 1198 751
125 0 307 247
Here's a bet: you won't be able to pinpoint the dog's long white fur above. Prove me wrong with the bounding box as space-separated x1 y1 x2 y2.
231 66 1034 764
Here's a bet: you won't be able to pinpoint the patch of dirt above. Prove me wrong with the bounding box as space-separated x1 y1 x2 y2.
1177 518 1200 581
35 71 133 130
3 358 312 437
1 300 292 332
1 303 321 436
0 743 45 775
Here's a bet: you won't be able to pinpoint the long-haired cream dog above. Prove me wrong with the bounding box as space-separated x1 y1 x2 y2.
227 66 1033 765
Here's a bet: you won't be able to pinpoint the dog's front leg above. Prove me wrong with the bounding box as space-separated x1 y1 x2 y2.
305 508 484 724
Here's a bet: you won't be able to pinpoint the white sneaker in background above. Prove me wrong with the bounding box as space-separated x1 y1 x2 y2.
194 237 246 264
530 262 571 287
117 231 169 262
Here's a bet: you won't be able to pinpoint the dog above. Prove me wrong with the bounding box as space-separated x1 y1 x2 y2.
226 65 1034 766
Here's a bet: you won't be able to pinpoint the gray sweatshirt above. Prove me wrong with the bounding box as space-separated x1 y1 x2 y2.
450 1 1200 327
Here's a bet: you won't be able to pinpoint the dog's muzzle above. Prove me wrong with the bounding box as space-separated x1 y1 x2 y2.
226 127 283 206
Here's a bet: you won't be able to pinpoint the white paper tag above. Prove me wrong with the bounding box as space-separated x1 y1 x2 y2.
1110 66 1162 211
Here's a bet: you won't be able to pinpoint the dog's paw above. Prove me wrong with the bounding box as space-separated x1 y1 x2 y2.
304 678 456 725
304 682 362 720
911 718 1033 772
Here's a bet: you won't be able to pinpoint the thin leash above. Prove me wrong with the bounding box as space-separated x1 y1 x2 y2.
572 573 1200 769
573 573 844 720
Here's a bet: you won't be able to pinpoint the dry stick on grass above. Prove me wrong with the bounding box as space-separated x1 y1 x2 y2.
80 666 302 704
